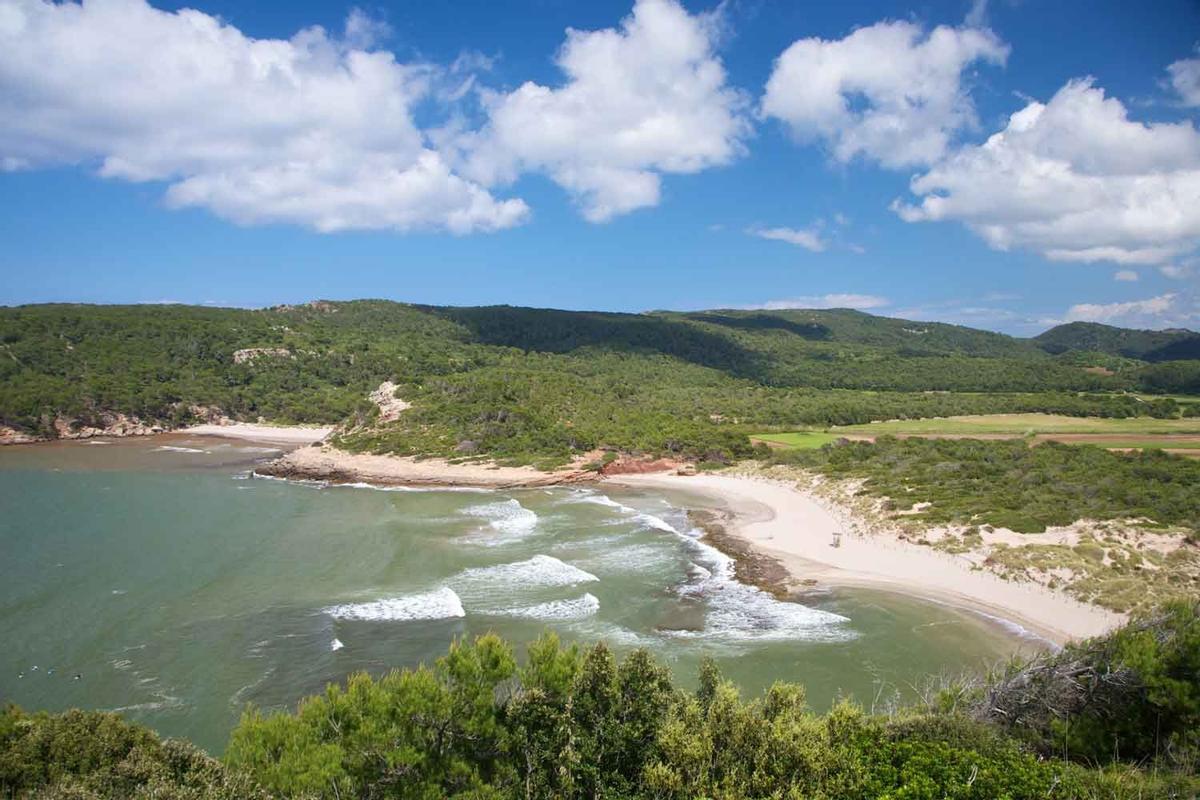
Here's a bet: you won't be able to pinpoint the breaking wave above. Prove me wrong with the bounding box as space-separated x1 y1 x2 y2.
461 499 539 543
495 593 600 621
455 555 597 589
324 587 465 622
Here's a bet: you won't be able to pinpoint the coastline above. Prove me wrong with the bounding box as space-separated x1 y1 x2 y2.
605 472 1125 646
182 422 333 445
254 443 594 488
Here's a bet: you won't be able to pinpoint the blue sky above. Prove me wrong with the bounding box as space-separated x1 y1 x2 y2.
1 0 1199 335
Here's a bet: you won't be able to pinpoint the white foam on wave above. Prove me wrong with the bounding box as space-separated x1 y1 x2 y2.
324 586 465 622
673 535 853 643
575 492 679 533
154 445 207 454
461 499 539 543
495 593 600 621
330 638 344 651
455 554 598 588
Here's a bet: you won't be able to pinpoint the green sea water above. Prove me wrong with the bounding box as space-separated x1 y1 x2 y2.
0 436 1041 754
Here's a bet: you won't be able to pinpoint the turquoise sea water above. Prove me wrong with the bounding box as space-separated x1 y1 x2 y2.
0 436 1039 754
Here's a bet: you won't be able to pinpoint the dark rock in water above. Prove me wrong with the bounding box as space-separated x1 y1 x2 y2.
686 509 797 599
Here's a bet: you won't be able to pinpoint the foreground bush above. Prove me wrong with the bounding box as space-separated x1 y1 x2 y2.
223 629 1198 799
0 706 264 799
5 611 1199 798
970 601 1200 770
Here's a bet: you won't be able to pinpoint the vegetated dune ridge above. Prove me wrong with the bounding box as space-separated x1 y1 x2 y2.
606 472 1124 645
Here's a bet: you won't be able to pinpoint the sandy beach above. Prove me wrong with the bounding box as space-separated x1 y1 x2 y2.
182 422 334 445
256 444 591 487
607 472 1124 645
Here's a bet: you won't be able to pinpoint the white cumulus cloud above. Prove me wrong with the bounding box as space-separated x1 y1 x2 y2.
747 225 826 252
760 20 1008 168
1167 47 1200 107
1113 270 1139 282
894 79 1200 265
743 293 890 310
452 0 751 222
0 0 529 233
1065 293 1178 324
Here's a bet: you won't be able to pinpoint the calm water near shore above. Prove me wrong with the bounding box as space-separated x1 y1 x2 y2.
0 436 1038 754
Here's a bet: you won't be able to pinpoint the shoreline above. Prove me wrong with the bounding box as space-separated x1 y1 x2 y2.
254 443 595 488
604 472 1124 646
181 422 333 445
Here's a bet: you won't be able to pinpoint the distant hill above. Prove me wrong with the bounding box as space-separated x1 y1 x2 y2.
2 301 1196 460
1035 321 1200 362
671 308 1041 358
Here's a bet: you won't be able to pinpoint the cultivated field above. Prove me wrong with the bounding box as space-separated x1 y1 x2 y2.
754 413 1200 456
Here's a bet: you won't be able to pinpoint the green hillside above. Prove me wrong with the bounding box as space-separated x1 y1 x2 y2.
2 301 1197 463
1035 320 1200 361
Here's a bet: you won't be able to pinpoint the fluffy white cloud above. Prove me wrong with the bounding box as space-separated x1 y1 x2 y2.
1113 270 1139 282
454 0 750 222
894 79 1200 265
1167 48 1200 107
0 0 528 233
744 293 890 310
747 225 826 252
761 21 1007 168
1065 293 1179 324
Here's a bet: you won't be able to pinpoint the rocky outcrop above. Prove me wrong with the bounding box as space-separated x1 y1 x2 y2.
233 347 293 365
599 456 685 476
369 381 412 422
53 413 162 440
0 425 40 445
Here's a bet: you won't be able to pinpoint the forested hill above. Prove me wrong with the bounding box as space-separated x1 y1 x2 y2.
1035 320 1200 362
2 300 1198 462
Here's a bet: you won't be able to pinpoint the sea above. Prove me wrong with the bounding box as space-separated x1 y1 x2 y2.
0 434 1041 754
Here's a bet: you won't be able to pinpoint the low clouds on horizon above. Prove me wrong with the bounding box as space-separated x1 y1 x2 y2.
1 0 1199 329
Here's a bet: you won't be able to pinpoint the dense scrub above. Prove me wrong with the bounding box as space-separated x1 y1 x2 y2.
0 707 264 799
968 602 1200 769
2 301 1193 464
771 437 1200 534
6 609 1198 799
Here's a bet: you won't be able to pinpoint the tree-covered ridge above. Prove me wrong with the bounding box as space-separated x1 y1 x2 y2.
1036 321 1200 362
3 605 1198 799
3 301 1199 463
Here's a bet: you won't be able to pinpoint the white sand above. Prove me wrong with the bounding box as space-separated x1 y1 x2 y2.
182 423 333 444
608 472 1124 645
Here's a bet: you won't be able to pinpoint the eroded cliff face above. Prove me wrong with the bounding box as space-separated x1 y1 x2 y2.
0 404 231 445
51 412 162 440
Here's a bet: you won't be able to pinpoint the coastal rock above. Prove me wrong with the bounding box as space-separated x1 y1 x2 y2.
50 413 160 440
0 425 40 445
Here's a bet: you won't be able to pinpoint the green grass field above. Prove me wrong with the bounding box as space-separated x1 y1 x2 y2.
750 431 839 449
830 413 1200 436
